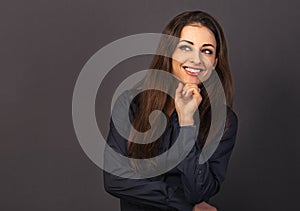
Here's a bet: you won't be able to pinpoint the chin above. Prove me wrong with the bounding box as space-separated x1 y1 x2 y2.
183 79 201 85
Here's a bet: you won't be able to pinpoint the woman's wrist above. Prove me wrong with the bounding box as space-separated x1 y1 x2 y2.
178 116 194 126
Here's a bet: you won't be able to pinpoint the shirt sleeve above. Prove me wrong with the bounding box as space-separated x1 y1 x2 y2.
176 109 238 204
103 90 194 211
103 118 195 211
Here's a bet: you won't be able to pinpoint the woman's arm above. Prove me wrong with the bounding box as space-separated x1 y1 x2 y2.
103 90 194 210
176 109 238 204
103 119 194 210
174 82 238 204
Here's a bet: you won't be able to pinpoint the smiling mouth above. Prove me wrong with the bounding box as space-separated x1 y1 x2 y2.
183 66 206 76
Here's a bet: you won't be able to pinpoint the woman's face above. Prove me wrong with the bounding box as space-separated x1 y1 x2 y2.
171 24 218 85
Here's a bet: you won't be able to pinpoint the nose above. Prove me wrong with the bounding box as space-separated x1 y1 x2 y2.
190 49 202 65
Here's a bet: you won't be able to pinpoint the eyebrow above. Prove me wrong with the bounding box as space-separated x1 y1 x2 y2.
179 40 194 45
179 40 216 49
202 43 216 49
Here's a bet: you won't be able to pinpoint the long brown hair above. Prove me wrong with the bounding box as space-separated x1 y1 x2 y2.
127 11 234 164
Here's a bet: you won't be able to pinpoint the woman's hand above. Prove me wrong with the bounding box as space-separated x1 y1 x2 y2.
175 82 202 126
192 202 218 211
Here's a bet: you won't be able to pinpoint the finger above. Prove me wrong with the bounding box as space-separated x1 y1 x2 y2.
175 82 184 99
192 87 201 96
184 83 200 89
184 88 194 98
183 87 201 97
192 87 202 104
183 84 201 94
183 88 202 106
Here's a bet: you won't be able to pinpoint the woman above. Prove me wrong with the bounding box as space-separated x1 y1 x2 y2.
104 11 238 211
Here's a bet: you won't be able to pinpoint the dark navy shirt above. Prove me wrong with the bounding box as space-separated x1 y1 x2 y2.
103 89 238 211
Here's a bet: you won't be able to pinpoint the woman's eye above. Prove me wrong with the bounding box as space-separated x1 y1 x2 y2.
201 49 213 54
178 45 192 51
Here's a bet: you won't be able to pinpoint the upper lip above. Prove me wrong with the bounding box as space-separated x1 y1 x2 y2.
183 65 201 69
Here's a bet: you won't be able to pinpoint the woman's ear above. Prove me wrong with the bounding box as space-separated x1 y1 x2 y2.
213 58 218 69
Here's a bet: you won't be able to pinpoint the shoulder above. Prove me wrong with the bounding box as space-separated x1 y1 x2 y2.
113 88 139 107
108 89 140 146
113 88 141 109
222 107 238 140
227 107 238 128
111 88 140 122
209 107 238 159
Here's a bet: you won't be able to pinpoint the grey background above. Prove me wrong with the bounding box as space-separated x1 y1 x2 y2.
2 0 300 210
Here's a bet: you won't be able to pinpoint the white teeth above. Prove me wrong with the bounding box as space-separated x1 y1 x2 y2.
185 67 200 73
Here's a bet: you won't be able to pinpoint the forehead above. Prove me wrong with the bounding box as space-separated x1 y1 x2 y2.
180 24 216 46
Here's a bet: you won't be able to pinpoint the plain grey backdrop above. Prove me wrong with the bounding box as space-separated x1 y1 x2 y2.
2 0 300 210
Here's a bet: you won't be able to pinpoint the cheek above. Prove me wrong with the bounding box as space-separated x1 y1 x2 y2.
171 59 181 72
212 54 218 65
172 49 190 64
211 58 217 67
204 56 217 68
